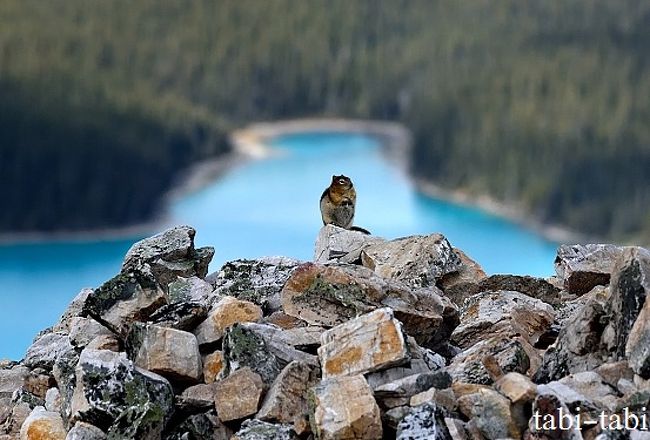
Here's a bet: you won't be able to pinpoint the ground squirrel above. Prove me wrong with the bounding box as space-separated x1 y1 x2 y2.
320 175 370 234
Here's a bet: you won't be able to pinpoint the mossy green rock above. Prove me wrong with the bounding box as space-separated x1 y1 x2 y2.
222 323 281 384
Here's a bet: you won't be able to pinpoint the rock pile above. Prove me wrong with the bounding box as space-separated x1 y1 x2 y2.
1 224 649 439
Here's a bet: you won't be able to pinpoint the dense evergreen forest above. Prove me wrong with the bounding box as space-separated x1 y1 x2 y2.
1 0 648 242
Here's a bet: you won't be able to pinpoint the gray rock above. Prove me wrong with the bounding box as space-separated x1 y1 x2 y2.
66 422 107 440
222 323 281 383
257 361 319 425
23 332 75 370
69 349 173 436
126 323 202 382
396 403 452 440
318 308 410 378
311 375 383 440
436 248 486 306
69 317 113 348
212 257 301 313
163 411 232 440
19 406 67 439
53 288 94 333
0 366 28 399
374 371 452 409
476 274 563 306
1 401 31 437
121 225 214 285
448 336 530 385
366 359 432 390
361 233 462 288
167 276 213 305
457 387 522 439
52 348 80 426
314 224 386 263
555 244 624 295
610 247 650 367
45 388 61 413
82 270 167 337
232 419 298 440
147 301 208 331
176 383 219 411
451 290 555 349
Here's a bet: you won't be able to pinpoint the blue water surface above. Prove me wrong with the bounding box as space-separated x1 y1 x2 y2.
0 131 558 360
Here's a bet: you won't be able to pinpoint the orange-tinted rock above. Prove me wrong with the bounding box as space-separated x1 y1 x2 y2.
194 296 262 346
213 368 264 422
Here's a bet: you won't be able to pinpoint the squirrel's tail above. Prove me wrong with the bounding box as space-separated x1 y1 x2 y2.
350 226 371 235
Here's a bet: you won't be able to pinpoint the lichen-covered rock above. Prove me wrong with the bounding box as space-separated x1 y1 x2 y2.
318 308 409 378
126 323 202 382
202 351 224 384
82 270 167 337
555 244 624 295
121 225 214 285
19 406 66 440
65 421 106 440
451 291 555 349
314 224 386 263
610 247 650 366
68 318 113 348
448 336 530 385
163 411 231 440
257 361 319 426
236 323 319 368
396 403 452 440
311 375 382 440
212 257 301 313
0 365 28 399
213 367 264 422
361 233 462 288
194 296 262 346
69 349 173 436
147 302 208 332
167 276 213 306
281 263 455 345
457 387 522 439
222 323 282 383
232 419 298 440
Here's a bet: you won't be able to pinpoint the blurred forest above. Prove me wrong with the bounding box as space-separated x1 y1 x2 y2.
0 0 648 241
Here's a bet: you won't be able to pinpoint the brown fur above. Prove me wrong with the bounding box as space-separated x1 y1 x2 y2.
320 175 357 229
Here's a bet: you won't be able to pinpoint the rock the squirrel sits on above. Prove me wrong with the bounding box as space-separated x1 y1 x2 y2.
320 174 370 234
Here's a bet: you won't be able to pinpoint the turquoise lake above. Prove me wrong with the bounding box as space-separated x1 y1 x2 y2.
0 132 558 360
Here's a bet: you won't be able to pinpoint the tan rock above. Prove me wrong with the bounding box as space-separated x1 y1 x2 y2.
202 351 224 384
213 367 264 422
318 308 409 378
457 388 521 439
20 406 66 440
194 296 262 346
437 248 487 304
312 375 382 440
257 361 319 426
127 323 202 382
409 387 457 411
494 372 537 404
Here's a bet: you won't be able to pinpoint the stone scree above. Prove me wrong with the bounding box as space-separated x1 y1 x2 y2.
1 224 649 440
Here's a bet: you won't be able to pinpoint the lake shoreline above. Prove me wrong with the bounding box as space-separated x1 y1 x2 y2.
0 118 585 246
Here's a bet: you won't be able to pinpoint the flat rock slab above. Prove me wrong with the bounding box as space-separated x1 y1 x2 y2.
194 296 262 346
213 367 264 422
311 375 382 440
318 308 409 378
361 233 462 288
126 323 202 382
555 244 625 295
314 224 386 263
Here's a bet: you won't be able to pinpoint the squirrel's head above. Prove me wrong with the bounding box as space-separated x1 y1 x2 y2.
331 175 353 190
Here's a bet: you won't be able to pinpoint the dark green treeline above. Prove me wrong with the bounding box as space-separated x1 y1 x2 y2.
1 0 648 241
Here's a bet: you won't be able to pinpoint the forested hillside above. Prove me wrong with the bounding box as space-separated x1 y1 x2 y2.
1 0 648 241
